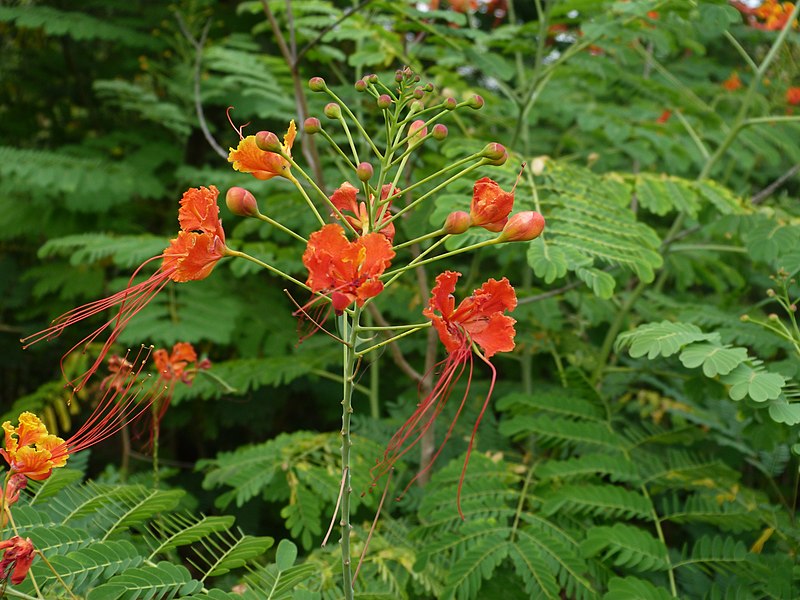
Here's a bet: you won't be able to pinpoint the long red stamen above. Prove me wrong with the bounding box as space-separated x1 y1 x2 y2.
226 106 250 140
21 257 174 393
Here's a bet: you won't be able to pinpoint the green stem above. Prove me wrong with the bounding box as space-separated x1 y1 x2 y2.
641 484 678 597
225 249 309 290
325 88 383 160
393 228 446 251
384 237 500 279
337 114 361 165
354 325 428 357
309 368 370 396
319 128 357 170
255 213 307 243
285 172 325 226
339 309 361 598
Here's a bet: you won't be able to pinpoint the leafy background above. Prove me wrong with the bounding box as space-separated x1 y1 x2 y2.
1 0 800 598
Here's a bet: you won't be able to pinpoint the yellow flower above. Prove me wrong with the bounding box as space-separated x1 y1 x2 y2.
1 412 68 481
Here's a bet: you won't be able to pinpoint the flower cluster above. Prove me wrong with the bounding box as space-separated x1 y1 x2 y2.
733 0 798 30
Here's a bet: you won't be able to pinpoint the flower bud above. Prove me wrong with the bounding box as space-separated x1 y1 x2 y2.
309 76 326 92
408 120 427 146
413 87 425 99
409 100 424 113
255 130 281 153
444 211 472 234
354 79 367 92
226 186 260 217
367 73 378 84
424 82 435 92
377 94 392 109
487 148 508 166
432 124 448 141
356 162 374 181
443 97 457 110
304 117 321 134
480 143 506 161
324 102 342 119
531 156 547 176
414 74 421 82
467 94 485 109
497 211 545 242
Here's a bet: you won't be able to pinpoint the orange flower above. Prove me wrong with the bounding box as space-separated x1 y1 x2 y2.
723 72 742 91
329 182 396 241
656 109 672 123
787 87 800 105
1 412 66 481
0 536 35 585
228 121 296 180
302 224 395 313
369 271 516 518
470 177 516 232
754 0 796 30
3 351 161 481
22 187 227 393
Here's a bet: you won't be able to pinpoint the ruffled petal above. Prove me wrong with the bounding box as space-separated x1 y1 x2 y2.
178 186 224 241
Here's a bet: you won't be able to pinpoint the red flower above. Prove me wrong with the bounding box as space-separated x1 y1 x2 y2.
0 536 35 585
787 87 800 105
470 177 516 232
369 271 516 518
722 72 742 91
302 224 395 314
21 187 227 392
656 109 672 124
228 121 296 180
329 182 396 241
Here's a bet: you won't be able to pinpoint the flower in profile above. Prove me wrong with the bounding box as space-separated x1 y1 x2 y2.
302 224 395 314
0 536 35 585
2 348 161 481
470 177 517 232
228 121 297 181
723 72 742 91
21 186 227 392
329 182 397 241
369 271 516 518
787 87 800 106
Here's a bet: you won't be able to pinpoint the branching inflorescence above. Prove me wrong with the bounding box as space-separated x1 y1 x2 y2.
7 67 544 595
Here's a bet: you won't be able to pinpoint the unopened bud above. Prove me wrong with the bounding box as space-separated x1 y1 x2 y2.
432 124 448 141
531 156 547 176
324 102 342 119
226 187 260 217
791 304 797 312
395 70 404 82
413 87 425 99
354 79 367 92
367 73 378 84
255 130 281 152
467 94 485 109
309 77 326 92
408 120 427 146
410 100 424 113
768 313 779 320
444 211 472 234
304 117 321 134
443 97 458 110
480 143 506 161
414 74 421 82
424 82 435 92
498 211 546 242
356 162 374 181
377 94 392 109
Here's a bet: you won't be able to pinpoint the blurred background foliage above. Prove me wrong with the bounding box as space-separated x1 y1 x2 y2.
2 0 800 597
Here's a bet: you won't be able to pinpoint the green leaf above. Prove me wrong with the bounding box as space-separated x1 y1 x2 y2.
275 538 298 571
604 576 673 600
575 266 616 299
87 561 202 600
767 397 800 425
616 321 717 359
679 343 748 376
721 364 785 402
527 238 569 283
582 523 669 572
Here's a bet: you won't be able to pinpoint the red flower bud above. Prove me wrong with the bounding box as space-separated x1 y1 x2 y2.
467 94 485 109
443 97 457 110
444 211 472 234
480 143 506 161
354 79 367 92
408 120 427 146
424 82 435 92
432 124 448 141
304 117 321 134
324 102 342 119
356 162 374 181
255 131 282 153
498 211 545 242
367 73 379 84
225 187 260 217
413 87 425 99
377 94 392 109
309 77 326 92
